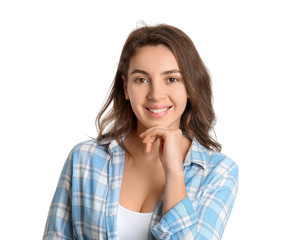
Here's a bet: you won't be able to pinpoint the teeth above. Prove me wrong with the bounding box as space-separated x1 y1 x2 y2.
149 107 169 113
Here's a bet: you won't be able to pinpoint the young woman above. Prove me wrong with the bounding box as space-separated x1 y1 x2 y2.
43 24 238 240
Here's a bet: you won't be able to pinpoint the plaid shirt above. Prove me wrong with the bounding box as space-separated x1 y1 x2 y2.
43 137 238 240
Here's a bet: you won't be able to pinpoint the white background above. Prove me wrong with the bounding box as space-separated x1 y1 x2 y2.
1 0 286 239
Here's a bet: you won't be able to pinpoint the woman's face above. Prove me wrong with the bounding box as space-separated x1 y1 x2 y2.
124 44 188 132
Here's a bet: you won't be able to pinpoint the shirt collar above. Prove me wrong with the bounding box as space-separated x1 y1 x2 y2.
183 137 208 170
104 138 124 166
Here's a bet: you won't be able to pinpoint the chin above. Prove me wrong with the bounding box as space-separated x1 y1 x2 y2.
139 120 179 130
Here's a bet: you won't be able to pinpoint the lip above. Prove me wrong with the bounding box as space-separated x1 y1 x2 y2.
145 105 172 118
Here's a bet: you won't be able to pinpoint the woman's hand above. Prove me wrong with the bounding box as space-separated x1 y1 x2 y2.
140 126 188 214
139 126 184 175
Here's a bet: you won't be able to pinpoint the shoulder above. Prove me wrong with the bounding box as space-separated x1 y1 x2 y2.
190 138 238 183
208 150 238 179
203 150 238 193
208 149 238 171
68 139 112 166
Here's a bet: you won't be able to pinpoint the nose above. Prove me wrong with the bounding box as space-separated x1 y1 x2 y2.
147 81 166 101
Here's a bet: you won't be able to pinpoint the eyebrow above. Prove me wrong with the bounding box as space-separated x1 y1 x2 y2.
131 69 181 77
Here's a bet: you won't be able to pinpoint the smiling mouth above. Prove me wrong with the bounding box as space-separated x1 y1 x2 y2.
147 107 170 113
145 106 172 114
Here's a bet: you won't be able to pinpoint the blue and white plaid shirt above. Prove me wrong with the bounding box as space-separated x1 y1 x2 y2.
43 137 238 240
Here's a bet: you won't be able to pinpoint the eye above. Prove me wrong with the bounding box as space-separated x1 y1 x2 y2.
135 78 148 84
167 77 178 83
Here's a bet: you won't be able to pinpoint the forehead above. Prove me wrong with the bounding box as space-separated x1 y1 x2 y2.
128 45 179 74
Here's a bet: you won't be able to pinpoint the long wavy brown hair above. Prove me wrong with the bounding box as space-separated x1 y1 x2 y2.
96 24 221 152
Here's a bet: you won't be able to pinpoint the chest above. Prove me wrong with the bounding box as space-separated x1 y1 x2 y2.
119 159 166 213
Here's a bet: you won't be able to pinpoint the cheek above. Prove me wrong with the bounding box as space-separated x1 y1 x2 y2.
173 88 188 107
127 88 144 112
128 85 146 102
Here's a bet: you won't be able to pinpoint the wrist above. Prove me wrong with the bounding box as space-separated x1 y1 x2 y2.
164 166 184 179
165 169 186 189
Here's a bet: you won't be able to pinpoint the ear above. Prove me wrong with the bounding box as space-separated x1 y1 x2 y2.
122 76 129 100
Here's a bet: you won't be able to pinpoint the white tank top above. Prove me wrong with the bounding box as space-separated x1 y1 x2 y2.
117 204 153 240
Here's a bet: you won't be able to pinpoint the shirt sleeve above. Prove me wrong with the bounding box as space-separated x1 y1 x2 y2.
43 155 74 240
151 160 238 240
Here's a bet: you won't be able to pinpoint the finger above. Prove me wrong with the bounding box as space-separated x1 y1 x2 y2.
143 132 167 145
143 135 159 153
145 142 153 153
142 135 158 144
140 127 170 154
139 126 166 138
